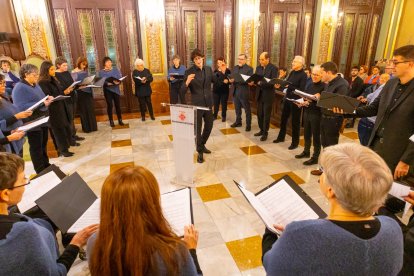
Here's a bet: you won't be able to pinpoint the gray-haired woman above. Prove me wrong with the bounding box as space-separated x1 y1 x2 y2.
262 143 403 275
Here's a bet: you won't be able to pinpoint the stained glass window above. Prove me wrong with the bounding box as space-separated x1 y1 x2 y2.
203 12 215 67
339 14 355 73
365 15 379 66
77 9 99 74
99 10 121 69
184 11 198 68
165 10 177 65
271 13 282 67
302 13 312 63
125 10 139 69
223 12 232 67
351 14 368 66
54 9 73 69
285 13 298 68
257 13 265 62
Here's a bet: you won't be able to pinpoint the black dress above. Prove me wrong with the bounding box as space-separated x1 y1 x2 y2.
72 71 98 133
55 71 76 140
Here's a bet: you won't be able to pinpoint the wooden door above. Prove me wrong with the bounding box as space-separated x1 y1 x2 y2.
332 0 385 75
49 0 141 114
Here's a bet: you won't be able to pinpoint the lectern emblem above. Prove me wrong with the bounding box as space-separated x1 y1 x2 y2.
178 111 186 121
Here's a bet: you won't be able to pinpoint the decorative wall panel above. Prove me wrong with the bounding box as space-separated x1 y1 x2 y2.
125 10 138 69
223 11 232 66
365 14 379 65
285 13 298 67
165 10 178 64
202 12 215 67
99 10 121 69
270 13 282 66
77 9 99 73
351 14 368 66
338 14 355 73
54 9 73 68
302 13 312 63
184 11 198 68
257 12 265 59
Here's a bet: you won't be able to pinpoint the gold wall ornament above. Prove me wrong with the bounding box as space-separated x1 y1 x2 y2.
145 22 164 74
316 0 340 64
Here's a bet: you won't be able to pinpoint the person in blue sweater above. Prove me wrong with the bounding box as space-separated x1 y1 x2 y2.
99 57 124 127
1 60 20 98
12 64 54 173
0 152 98 276
87 166 202 275
168 55 187 104
262 143 403 275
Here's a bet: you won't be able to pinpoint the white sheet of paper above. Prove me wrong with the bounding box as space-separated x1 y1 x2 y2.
68 199 100 233
17 171 62 213
294 89 318 101
53 95 71 101
18 117 49 131
161 188 192 237
287 98 305 104
410 134 414 142
26 96 49 111
134 76 143 80
79 75 95 85
119 76 127 81
69 80 81 88
389 182 411 199
84 84 101 88
264 77 271 82
281 88 287 94
240 74 250 82
404 202 412 216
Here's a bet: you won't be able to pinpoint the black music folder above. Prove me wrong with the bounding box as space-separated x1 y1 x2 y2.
235 176 326 235
35 172 98 233
266 78 292 87
244 73 264 84
105 76 127 84
317 91 360 113
169 73 185 80
32 164 66 180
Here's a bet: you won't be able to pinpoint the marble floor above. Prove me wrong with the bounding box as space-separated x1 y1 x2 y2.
24 111 363 276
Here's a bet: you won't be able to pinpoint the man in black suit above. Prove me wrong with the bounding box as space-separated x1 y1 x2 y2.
181 49 215 163
348 66 365 98
230 54 254 131
254 52 279 141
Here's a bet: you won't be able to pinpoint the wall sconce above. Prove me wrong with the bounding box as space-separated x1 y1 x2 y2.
322 1 342 28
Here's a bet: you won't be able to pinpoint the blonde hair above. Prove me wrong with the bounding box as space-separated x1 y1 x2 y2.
294 55 305 67
134 58 144 67
320 143 393 216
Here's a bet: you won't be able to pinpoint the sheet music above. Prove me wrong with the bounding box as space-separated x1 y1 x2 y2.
264 77 271 82
410 134 414 142
135 76 144 80
294 89 318 101
17 171 61 213
68 199 100 233
161 188 192 237
18 117 49 131
119 76 127 81
26 96 49 111
240 74 250 82
84 84 101 88
286 98 305 104
80 75 95 85
53 95 71 101
69 80 81 88
389 182 411 199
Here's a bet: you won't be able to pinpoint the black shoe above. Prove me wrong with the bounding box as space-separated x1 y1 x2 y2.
260 133 268 141
110 121 115 127
231 122 242 128
303 157 318 166
142 117 146 121
213 116 218 120
118 121 125 126
151 116 155 120
221 117 226 122
288 144 298 150
70 142 80 147
61 151 74 157
273 138 285 143
254 131 263 137
295 152 310 159
75 136 85 141
202 146 211 154
245 125 251 132
197 152 204 163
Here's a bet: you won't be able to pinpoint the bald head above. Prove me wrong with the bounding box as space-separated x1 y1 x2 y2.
259 52 270 67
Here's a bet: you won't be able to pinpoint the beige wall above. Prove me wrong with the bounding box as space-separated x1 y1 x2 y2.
395 0 414 47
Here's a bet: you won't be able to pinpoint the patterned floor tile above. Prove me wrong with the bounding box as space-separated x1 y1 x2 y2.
196 183 232 202
271 171 305 185
226 235 263 271
240 145 266 155
111 139 132 148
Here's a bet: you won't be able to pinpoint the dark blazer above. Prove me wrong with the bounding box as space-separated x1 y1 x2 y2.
255 63 279 102
213 68 231 94
181 65 215 108
38 78 71 128
348 76 365 98
232 64 253 97
133 68 153 97
356 77 414 172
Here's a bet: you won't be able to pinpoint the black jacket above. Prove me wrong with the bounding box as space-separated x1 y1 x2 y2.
38 78 71 128
232 64 254 97
255 63 279 102
348 76 364 98
285 69 307 99
181 65 215 108
133 68 153 97
322 76 349 115
356 77 414 172
213 68 231 94
305 81 325 113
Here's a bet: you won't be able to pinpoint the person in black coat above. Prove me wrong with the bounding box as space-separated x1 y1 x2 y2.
38 61 74 157
229 54 254 131
213 57 231 122
180 49 216 163
274 56 307 149
253 52 279 141
133 59 154 121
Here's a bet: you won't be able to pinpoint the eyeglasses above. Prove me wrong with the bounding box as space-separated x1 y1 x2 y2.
9 177 31 190
389 60 413 66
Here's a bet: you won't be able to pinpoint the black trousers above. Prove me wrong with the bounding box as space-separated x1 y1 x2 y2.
196 109 214 152
137 96 154 119
303 110 321 158
170 83 185 104
277 100 301 146
320 115 343 148
234 91 251 126
66 101 76 141
213 92 229 119
104 90 122 122
50 124 71 153
27 127 50 174
257 97 274 134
